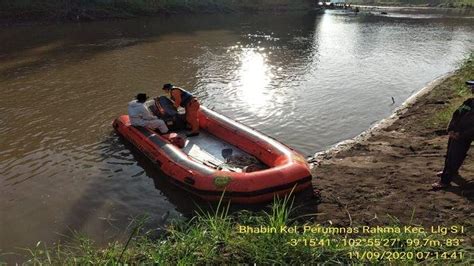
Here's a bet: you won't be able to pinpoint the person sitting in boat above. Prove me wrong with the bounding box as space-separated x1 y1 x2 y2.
162 83 200 137
128 93 169 134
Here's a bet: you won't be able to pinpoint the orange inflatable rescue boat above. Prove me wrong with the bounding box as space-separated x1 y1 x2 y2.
113 97 312 204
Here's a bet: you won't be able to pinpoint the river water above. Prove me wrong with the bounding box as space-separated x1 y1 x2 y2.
0 10 472 258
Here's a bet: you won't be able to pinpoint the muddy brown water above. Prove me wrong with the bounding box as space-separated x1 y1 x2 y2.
0 10 473 260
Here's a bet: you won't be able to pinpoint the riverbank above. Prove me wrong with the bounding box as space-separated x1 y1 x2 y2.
308 53 473 228
0 0 314 24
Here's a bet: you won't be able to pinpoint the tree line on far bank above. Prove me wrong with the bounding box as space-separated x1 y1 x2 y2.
0 0 315 21
0 0 470 23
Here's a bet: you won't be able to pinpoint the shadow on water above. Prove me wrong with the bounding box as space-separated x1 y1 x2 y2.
118 134 209 216
0 12 320 81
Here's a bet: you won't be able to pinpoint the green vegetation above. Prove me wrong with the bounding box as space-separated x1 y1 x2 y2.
20 194 472 264
0 0 472 22
0 0 314 21
428 52 473 128
351 0 473 8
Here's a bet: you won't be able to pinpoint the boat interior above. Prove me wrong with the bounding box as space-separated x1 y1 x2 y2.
177 129 267 173
148 97 267 173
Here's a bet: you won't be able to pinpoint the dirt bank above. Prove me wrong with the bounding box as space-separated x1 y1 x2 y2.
308 72 473 228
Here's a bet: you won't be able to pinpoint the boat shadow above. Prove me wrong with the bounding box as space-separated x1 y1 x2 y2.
119 134 321 219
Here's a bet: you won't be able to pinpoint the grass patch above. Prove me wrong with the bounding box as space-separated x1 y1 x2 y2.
427 52 473 128
19 193 472 264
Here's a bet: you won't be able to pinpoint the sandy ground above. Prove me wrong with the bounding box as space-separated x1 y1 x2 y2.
308 73 473 228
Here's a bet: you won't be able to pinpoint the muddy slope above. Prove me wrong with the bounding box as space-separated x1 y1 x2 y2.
309 73 473 227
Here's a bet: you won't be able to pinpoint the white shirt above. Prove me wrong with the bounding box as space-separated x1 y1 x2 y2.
127 100 157 126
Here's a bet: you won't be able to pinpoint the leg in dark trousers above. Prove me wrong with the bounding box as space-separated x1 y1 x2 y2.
440 138 471 184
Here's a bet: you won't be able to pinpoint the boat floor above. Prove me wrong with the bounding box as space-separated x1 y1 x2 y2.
178 130 262 172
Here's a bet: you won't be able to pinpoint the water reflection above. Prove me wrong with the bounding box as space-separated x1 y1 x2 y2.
236 48 272 110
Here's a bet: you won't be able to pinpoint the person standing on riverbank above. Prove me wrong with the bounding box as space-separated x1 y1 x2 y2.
128 93 169 134
432 80 474 189
162 83 200 137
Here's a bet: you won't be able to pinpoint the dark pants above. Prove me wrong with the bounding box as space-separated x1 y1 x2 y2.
441 137 472 183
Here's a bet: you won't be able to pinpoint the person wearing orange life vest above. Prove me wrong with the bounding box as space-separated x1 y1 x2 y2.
162 83 200 137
